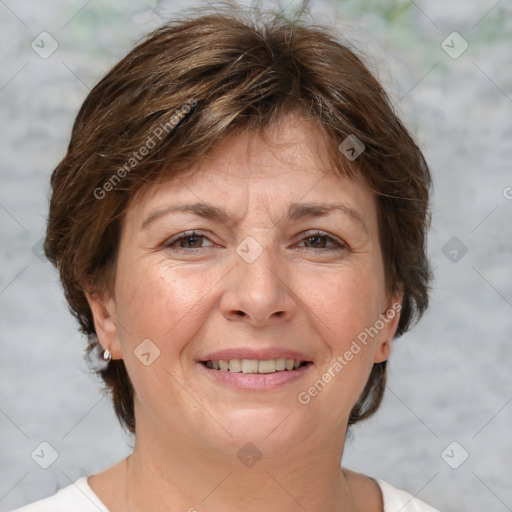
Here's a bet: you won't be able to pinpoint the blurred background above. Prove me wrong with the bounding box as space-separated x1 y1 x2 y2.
0 1 511 511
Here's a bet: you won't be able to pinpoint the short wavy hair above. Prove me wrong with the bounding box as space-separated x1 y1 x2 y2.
44 2 432 435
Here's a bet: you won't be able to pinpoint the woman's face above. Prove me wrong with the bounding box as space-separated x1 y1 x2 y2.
88 115 401 459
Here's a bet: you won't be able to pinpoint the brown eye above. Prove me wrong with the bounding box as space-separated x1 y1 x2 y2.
298 231 346 252
165 231 213 250
177 233 204 248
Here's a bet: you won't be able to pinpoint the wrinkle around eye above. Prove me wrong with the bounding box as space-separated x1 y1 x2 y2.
139 223 373 256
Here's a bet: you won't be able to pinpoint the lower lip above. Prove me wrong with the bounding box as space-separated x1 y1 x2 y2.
197 362 313 390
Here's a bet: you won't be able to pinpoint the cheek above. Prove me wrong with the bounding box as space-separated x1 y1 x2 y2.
112 258 212 400
300 273 380 415
301 265 385 405
306 266 384 345
114 255 220 345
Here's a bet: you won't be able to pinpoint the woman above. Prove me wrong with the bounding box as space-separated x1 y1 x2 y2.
11 3 440 511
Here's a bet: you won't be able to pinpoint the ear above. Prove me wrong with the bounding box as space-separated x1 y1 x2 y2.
373 291 403 364
85 289 123 360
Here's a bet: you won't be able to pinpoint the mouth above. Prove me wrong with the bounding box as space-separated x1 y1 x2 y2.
200 358 312 374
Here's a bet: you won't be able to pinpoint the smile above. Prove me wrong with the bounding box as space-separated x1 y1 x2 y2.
202 358 311 374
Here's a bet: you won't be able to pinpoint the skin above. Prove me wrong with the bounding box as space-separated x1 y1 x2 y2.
86 114 402 512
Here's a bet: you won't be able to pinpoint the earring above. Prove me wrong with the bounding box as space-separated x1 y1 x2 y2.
103 348 112 362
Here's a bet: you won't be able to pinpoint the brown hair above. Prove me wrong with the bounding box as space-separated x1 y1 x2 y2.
44 2 432 435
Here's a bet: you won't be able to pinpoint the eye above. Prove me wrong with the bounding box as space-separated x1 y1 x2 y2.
296 231 346 252
163 230 346 253
165 231 215 250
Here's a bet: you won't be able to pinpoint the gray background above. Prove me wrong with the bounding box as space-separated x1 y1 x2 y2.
1 1 511 511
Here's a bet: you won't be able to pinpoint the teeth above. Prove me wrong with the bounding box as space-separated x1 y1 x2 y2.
241 359 258 373
258 360 275 373
228 359 242 372
205 358 306 373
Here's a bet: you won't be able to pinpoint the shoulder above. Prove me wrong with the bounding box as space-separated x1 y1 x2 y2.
375 478 442 512
7 477 109 512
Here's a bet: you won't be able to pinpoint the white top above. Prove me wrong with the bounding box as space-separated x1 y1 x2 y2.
8 476 442 511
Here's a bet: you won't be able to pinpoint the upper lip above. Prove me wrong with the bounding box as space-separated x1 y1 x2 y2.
199 348 313 362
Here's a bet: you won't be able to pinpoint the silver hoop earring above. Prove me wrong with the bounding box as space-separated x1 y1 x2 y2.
103 348 112 362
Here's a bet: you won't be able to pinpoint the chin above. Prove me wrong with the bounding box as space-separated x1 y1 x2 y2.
205 406 312 458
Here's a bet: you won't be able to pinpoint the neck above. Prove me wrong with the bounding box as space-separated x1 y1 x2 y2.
122 417 356 512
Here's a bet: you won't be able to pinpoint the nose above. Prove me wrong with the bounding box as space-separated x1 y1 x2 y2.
220 240 298 326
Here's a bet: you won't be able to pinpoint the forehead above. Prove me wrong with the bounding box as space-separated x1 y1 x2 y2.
126 115 376 226
191 115 335 180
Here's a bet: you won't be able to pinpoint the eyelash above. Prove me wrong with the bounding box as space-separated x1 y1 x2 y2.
164 230 346 253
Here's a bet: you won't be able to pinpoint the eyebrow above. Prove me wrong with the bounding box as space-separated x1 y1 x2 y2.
141 201 368 234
